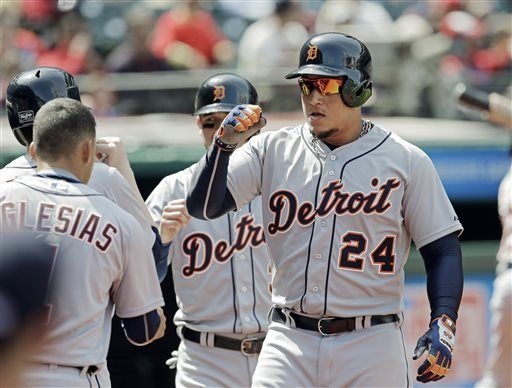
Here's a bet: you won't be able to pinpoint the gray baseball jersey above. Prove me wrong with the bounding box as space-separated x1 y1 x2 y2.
0 169 164 369
225 123 463 317
496 163 511 269
475 163 512 388
146 164 272 334
0 154 154 250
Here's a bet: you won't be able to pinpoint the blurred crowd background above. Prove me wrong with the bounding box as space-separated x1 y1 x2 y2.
1 0 511 119
1 1 511 387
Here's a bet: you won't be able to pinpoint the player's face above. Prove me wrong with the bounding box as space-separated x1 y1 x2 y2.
196 112 227 149
300 76 361 146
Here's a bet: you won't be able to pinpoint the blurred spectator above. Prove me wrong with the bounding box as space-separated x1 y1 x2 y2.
36 11 102 75
80 77 119 118
0 233 54 386
315 0 394 39
105 5 171 73
150 0 235 69
0 2 45 105
237 0 308 78
471 22 511 73
19 0 58 32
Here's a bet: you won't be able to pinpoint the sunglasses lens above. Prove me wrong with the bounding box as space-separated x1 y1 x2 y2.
298 79 312 95
321 79 342 95
298 78 343 96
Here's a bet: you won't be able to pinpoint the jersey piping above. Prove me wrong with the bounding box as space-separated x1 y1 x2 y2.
322 132 392 314
227 212 238 332
299 125 326 313
14 180 104 198
248 201 263 332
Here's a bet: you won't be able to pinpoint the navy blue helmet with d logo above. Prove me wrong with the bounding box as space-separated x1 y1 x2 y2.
7 67 81 146
286 32 372 108
194 73 258 116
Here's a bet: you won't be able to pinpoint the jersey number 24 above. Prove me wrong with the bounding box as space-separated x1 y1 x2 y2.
338 232 396 274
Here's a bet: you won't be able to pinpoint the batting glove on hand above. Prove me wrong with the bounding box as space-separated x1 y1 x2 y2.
165 350 179 369
214 104 266 151
413 315 456 383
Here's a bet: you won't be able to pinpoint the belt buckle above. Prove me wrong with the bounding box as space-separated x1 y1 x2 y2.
317 317 336 336
241 337 260 356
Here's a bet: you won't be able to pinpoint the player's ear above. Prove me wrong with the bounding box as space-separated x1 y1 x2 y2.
28 142 38 161
81 139 95 164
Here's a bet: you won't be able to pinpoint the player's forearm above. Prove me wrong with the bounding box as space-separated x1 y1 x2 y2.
121 307 166 346
419 232 464 323
186 144 236 220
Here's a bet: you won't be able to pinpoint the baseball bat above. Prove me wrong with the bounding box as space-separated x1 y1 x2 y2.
454 83 512 130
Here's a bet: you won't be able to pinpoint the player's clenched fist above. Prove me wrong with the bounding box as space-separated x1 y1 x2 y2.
160 199 191 244
96 137 132 176
413 315 456 383
215 104 266 151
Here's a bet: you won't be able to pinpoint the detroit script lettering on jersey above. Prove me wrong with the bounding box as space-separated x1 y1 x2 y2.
181 214 265 277
268 178 401 235
1 201 118 252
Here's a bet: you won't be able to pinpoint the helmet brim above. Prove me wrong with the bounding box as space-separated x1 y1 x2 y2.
194 103 237 116
285 65 346 79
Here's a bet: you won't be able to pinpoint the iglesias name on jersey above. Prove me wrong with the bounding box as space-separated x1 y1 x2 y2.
0 154 154 249
0 173 164 367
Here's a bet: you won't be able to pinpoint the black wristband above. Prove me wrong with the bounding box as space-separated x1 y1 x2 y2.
214 136 237 152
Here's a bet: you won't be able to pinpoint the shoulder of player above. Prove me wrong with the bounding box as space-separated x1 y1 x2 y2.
91 162 123 179
240 125 300 152
155 165 194 195
0 179 21 196
267 124 302 139
1 154 36 169
375 124 429 158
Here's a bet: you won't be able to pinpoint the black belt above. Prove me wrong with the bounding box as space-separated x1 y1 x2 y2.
182 327 264 356
272 308 399 336
507 262 512 269
31 364 98 375
81 365 98 375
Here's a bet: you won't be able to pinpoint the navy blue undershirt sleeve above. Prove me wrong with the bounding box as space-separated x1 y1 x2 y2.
121 309 161 344
418 232 463 323
186 144 236 220
151 226 170 282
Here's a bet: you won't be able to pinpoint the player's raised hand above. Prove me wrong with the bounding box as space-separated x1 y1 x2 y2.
96 137 131 174
214 104 266 151
413 315 456 383
160 199 191 244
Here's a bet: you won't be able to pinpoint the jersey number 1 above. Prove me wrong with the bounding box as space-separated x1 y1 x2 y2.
338 232 396 274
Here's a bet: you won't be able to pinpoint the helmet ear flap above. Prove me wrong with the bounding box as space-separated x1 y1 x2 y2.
340 78 372 108
13 127 32 147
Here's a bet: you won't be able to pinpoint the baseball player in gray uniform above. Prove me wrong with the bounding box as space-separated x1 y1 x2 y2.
146 73 272 387
186 33 464 386
476 132 512 388
0 98 166 387
2 67 169 278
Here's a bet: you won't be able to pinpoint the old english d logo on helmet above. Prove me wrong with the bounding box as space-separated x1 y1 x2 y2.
213 85 226 101
194 73 258 116
306 44 318 61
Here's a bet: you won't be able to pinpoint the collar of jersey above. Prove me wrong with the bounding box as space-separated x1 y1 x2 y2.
303 122 390 157
37 168 82 184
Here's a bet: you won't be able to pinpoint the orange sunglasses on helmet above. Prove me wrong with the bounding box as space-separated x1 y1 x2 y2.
298 78 344 96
